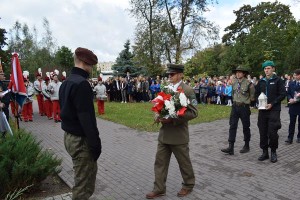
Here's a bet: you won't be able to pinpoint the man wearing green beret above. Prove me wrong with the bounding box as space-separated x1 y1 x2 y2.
255 60 286 163
221 66 255 155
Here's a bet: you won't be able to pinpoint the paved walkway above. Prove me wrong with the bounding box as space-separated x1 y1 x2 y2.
21 100 300 200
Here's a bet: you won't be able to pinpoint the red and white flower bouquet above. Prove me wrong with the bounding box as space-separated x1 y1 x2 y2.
151 86 190 119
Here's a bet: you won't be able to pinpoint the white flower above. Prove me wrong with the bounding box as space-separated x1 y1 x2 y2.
179 92 190 107
165 99 176 118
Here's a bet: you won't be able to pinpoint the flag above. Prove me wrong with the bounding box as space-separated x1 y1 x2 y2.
8 53 27 107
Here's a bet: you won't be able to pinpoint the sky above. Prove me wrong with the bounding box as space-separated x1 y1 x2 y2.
1 0 300 62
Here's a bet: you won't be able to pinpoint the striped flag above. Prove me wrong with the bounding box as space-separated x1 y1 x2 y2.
8 53 27 107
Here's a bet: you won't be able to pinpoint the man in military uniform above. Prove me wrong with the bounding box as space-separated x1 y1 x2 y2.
255 60 286 163
221 66 255 155
146 64 198 199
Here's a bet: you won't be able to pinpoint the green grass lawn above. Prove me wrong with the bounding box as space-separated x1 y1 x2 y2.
95 102 249 132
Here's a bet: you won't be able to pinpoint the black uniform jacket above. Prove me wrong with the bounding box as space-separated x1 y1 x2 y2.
255 75 286 111
287 80 300 115
59 67 101 161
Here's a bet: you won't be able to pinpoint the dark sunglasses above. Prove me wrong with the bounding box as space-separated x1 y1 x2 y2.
168 73 177 77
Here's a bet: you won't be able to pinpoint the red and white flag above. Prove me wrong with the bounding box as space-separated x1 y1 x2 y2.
8 53 27 107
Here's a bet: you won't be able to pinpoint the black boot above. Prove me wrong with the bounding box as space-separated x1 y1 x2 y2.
221 142 234 155
271 150 277 163
258 149 269 161
240 141 250 153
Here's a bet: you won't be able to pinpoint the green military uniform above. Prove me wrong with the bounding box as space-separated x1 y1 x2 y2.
221 66 255 155
153 77 198 193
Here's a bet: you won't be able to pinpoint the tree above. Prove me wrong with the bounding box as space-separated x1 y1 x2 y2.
284 27 300 72
185 44 228 77
159 0 219 63
129 0 166 76
55 46 73 73
129 0 219 65
222 1 295 45
40 18 56 56
6 18 58 79
112 40 146 77
220 1 300 76
0 18 10 74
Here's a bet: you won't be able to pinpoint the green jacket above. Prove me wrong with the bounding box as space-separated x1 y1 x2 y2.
158 82 198 145
232 78 255 104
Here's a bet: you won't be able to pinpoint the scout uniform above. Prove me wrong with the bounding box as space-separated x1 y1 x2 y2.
221 66 255 155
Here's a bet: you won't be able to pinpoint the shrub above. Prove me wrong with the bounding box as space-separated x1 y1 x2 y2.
0 128 62 198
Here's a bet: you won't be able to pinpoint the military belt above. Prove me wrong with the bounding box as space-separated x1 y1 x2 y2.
233 102 249 107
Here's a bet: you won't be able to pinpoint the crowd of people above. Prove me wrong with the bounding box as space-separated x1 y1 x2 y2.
10 70 65 123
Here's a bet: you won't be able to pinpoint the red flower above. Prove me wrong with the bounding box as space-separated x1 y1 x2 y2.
151 92 169 113
177 107 187 116
151 100 164 113
177 86 183 93
157 92 172 101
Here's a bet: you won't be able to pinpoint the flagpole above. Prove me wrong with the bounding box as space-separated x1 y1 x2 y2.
14 93 20 130
9 53 26 132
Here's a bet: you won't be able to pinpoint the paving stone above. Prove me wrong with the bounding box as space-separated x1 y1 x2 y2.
21 101 300 200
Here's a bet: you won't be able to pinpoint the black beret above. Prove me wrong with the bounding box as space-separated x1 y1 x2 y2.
75 47 98 65
166 64 184 74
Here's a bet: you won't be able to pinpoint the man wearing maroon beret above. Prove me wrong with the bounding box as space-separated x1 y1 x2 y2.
59 47 102 199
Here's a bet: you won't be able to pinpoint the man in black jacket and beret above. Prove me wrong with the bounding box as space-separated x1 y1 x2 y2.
59 47 101 200
255 60 285 163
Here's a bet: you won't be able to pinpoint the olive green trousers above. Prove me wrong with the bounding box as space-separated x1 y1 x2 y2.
64 132 98 200
153 142 195 193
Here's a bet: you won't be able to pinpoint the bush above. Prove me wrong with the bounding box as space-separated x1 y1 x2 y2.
0 128 62 198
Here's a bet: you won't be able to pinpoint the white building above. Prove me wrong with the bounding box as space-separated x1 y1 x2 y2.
97 61 115 72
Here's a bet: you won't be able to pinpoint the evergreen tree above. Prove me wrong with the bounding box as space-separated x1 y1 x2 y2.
112 40 146 77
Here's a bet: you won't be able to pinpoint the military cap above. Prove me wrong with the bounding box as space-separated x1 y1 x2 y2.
75 47 98 65
232 66 249 74
262 60 275 69
166 64 184 74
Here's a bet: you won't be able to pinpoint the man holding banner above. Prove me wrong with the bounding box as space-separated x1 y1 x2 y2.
8 53 27 130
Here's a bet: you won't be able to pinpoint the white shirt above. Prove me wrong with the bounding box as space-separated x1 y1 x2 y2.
168 80 182 92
